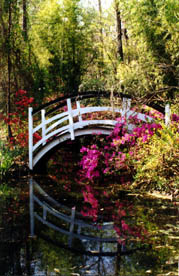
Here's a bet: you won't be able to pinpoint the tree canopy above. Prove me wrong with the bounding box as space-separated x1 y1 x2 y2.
0 0 178 123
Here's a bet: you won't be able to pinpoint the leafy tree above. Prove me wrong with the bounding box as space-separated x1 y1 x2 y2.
0 0 49 138
30 0 97 94
115 0 179 100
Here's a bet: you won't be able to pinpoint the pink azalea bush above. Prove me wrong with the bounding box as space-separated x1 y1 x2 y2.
4 89 35 148
78 115 162 186
78 109 178 242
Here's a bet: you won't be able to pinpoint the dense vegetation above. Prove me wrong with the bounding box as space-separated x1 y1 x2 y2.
0 0 178 194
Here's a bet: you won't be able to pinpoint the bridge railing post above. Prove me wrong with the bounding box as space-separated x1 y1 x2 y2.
28 107 33 170
29 178 35 237
68 206 76 247
67 98 75 140
165 103 171 126
41 109 46 145
122 97 131 118
76 100 82 122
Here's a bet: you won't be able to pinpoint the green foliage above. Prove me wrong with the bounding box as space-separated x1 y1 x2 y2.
114 0 179 100
0 140 22 178
0 183 14 199
30 0 97 94
79 77 106 91
116 57 164 97
1 0 178 105
133 122 179 193
36 228 83 275
0 0 46 118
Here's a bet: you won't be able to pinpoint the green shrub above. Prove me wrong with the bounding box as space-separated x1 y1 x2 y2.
132 122 179 193
0 140 22 178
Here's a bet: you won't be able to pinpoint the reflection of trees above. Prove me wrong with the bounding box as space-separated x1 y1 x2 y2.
28 186 179 275
0 192 31 275
0 176 178 276
42 140 179 275
33 229 83 276
30 179 176 275
33 227 121 276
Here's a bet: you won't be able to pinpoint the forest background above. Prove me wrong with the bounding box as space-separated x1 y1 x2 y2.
0 0 178 189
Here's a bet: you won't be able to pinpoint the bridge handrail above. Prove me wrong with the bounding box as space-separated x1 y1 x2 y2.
32 91 166 116
32 91 112 115
32 119 119 152
33 111 69 133
31 104 154 152
29 94 171 170
29 98 132 169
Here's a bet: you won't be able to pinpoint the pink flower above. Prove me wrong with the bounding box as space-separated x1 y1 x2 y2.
63 105 68 111
121 220 129 231
142 135 148 142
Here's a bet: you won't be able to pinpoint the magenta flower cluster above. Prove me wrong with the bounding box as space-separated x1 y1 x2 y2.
78 110 178 243
79 116 162 183
80 145 102 181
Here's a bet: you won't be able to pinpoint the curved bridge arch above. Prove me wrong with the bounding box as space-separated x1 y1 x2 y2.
33 127 112 168
29 91 170 170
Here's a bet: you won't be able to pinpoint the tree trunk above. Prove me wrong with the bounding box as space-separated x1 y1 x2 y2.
23 0 28 40
115 0 123 61
98 0 104 58
7 0 13 138
98 0 104 75
123 27 130 63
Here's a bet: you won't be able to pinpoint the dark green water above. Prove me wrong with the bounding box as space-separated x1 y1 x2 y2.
0 141 178 275
0 176 178 276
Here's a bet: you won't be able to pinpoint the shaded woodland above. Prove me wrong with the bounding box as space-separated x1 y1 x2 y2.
0 0 178 129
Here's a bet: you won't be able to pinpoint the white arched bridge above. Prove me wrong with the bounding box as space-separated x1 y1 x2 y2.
28 91 170 170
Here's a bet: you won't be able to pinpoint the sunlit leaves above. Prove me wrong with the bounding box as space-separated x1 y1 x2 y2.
30 0 97 93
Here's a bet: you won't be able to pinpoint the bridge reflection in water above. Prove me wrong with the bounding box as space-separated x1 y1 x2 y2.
29 178 148 275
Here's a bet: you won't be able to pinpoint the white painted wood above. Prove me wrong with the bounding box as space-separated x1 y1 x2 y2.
76 100 82 122
122 97 131 117
33 107 142 137
28 107 33 170
165 103 171 126
74 119 117 129
33 112 69 133
33 128 112 167
29 98 162 170
41 111 68 127
33 119 118 151
33 124 69 151
125 110 153 122
33 122 43 134
45 115 69 134
67 98 75 140
71 106 153 123
41 109 46 146
33 118 134 155
72 106 122 117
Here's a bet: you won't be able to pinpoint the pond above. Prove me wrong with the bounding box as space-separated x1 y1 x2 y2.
0 139 178 276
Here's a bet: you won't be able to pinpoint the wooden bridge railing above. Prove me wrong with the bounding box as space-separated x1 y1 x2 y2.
29 92 171 170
